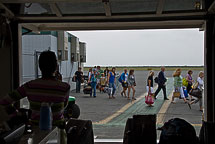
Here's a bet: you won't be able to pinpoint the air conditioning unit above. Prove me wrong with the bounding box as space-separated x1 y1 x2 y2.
71 36 79 62
79 42 86 63
57 31 68 61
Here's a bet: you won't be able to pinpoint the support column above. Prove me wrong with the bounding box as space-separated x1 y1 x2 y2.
0 17 20 99
199 2 215 143
205 0 215 123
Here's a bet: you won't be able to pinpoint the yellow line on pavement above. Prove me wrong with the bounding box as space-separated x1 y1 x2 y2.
156 90 174 125
93 92 148 125
93 85 159 125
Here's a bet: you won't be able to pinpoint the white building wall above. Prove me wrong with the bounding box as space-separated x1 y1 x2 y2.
22 34 78 90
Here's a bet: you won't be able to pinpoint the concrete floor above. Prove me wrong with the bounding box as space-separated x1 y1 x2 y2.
71 70 202 140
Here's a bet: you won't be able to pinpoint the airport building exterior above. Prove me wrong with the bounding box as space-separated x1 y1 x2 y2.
22 30 86 90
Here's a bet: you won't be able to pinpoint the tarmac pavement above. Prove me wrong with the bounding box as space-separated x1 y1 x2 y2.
70 70 203 140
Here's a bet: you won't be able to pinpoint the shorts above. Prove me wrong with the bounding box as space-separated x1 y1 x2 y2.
122 82 128 88
146 86 154 93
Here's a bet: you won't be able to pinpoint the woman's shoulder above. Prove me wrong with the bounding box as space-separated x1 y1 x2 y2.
197 77 201 81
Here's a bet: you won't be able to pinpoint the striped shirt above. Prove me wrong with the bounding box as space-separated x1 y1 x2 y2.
0 77 70 127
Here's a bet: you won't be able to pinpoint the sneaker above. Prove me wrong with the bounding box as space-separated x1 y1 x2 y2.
164 98 169 100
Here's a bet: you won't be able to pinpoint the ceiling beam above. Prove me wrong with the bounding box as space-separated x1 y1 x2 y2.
22 24 39 32
16 11 206 21
102 0 111 17
156 0 165 14
0 0 101 3
49 3 62 17
0 2 14 17
22 20 204 31
208 0 215 13
1 0 134 3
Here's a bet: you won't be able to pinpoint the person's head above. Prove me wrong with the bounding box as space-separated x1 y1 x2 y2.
188 70 193 75
89 68 92 72
173 68 181 77
101 73 105 77
78 67 82 71
149 71 154 76
105 67 108 70
93 68 97 74
124 68 127 73
199 71 204 78
161 66 165 72
111 67 116 72
129 69 134 75
97 66 100 70
39 50 57 77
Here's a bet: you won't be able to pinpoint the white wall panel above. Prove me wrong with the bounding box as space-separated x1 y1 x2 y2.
22 34 79 90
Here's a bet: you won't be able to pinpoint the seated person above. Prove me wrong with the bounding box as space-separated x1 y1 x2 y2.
0 51 70 129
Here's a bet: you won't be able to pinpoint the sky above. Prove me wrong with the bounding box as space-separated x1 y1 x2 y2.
69 29 204 66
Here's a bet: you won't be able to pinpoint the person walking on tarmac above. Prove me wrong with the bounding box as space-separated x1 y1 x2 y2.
74 67 83 93
127 69 136 100
154 67 169 100
120 69 129 98
88 69 97 97
107 67 117 99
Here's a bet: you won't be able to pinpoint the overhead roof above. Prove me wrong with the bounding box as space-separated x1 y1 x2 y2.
0 0 210 31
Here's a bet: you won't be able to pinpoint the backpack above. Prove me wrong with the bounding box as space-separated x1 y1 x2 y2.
159 118 199 144
182 78 188 87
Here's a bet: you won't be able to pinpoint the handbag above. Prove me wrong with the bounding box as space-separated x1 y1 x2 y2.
189 88 202 98
192 81 199 90
72 76 76 82
173 92 181 98
145 94 154 105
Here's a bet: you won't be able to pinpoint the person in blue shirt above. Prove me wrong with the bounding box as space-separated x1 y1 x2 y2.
88 69 97 97
154 67 169 100
119 69 129 98
107 67 116 99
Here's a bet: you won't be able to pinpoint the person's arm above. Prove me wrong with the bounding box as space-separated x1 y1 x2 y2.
107 72 110 84
114 74 116 83
173 77 177 87
74 71 77 81
64 86 70 107
88 74 92 83
148 79 151 93
0 85 27 122
134 75 136 86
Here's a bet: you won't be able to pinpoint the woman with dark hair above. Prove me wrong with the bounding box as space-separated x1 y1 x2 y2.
107 67 116 99
188 71 204 112
127 69 136 100
186 70 194 99
120 68 128 98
